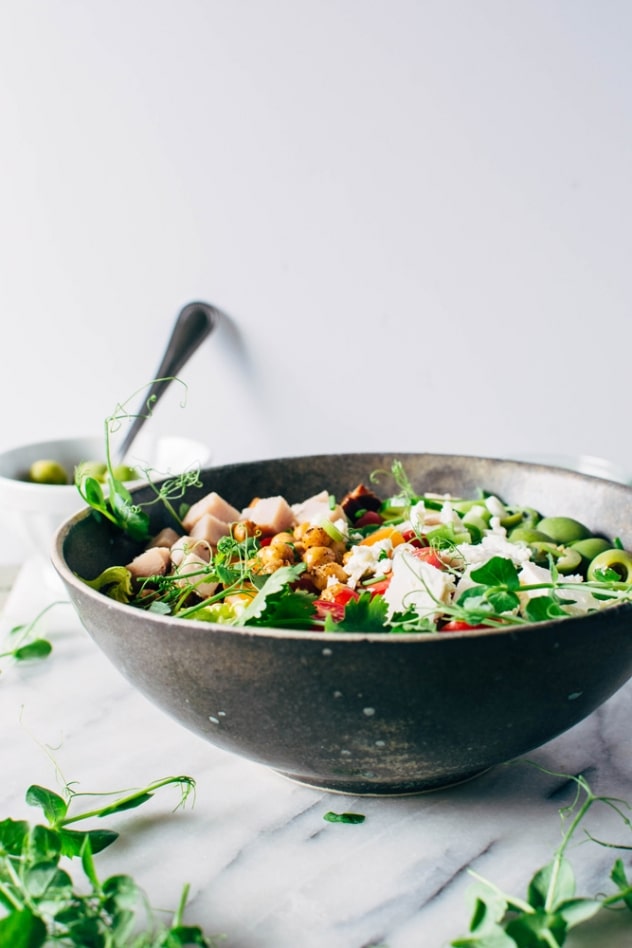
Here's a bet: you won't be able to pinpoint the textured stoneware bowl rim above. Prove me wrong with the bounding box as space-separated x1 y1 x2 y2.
50 450 632 642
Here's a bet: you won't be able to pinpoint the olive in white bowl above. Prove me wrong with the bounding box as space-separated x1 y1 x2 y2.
0 435 211 562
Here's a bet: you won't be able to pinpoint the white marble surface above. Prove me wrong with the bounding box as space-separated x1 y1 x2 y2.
1 558 632 948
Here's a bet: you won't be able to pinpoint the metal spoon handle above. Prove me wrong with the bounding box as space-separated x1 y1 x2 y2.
117 301 219 461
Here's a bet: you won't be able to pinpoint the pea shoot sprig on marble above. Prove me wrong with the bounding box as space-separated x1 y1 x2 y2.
450 767 632 947
0 773 220 947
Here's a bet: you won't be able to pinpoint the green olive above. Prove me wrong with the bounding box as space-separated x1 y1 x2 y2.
587 548 632 583
509 507 542 530
535 516 591 544
75 460 108 481
27 459 69 485
508 527 553 544
530 541 582 574
569 537 611 570
499 510 523 529
112 464 140 482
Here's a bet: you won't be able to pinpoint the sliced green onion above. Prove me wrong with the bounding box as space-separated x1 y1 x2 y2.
320 518 346 543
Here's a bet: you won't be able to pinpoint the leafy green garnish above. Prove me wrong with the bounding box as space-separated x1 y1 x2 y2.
324 591 388 632
323 811 366 824
0 602 66 669
451 768 632 947
83 566 134 603
234 564 308 627
0 775 219 946
75 381 204 543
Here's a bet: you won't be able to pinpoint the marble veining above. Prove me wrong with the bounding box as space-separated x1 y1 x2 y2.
1 559 631 947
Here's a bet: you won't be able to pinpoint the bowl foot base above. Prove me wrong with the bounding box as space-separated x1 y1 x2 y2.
275 766 492 796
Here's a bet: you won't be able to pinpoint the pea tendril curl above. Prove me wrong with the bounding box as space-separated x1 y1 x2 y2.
75 380 203 543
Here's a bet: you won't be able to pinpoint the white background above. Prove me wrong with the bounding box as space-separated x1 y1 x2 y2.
1 1 631 471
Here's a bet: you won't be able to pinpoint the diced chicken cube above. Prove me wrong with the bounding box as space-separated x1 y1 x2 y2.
189 513 233 547
170 536 212 567
182 491 241 531
126 546 171 580
292 490 347 525
241 495 295 534
174 551 218 599
147 527 182 549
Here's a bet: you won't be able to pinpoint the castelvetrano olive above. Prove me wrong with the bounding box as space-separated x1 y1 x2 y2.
508 527 553 544
27 459 70 485
535 516 591 544
570 537 612 569
587 548 632 583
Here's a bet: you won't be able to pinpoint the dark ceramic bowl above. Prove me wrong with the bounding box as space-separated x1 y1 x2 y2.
51 453 632 795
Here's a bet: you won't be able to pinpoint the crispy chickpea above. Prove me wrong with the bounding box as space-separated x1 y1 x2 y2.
268 533 297 563
232 520 259 542
330 541 347 562
293 522 311 541
320 580 350 602
309 562 349 591
271 531 295 546
268 541 295 563
251 548 288 574
253 545 286 567
301 526 333 549
302 545 336 570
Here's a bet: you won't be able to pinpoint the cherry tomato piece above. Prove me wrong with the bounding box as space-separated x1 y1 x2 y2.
411 547 445 570
363 578 391 596
314 587 359 623
400 529 423 548
440 620 486 633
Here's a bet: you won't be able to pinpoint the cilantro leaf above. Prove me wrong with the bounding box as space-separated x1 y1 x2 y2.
325 592 388 632
244 590 316 629
234 564 306 626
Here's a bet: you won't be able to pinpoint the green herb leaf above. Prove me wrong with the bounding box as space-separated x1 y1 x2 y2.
0 772 216 946
25 786 68 825
0 907 47 948
234 564 306 626
527 858 575 910
556 897 603 928
59 827 119 857
83 566 134 603
323 811 366 824
469 557 520 590
524 596 569 623
325 592 388 632
12 639 53 661
451 930 517 947
610 859 632 910
451 765 632 946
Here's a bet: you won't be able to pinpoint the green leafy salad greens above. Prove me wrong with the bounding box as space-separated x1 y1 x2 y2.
76 438 632 633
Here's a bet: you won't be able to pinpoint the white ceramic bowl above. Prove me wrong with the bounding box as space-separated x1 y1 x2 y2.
0 434 212 562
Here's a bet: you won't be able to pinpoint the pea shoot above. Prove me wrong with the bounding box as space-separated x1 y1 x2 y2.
0 602 67 669
451 767 632 947
75 380 203 543
0 773 220 947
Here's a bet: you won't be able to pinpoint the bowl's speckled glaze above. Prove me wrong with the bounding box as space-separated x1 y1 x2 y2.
51 453 632 795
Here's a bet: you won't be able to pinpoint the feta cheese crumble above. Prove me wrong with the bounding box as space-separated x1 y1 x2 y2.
383 547 456 620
